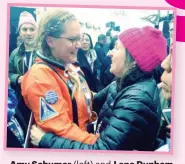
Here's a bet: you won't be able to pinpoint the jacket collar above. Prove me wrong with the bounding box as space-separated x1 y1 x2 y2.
18 43 36 55
117 67 153 91
18 43 26 55
36 51 79 71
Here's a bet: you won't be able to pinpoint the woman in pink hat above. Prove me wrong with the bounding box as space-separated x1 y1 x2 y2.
30 26 167 151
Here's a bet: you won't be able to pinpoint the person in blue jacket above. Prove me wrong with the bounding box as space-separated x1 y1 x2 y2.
7 79 25 147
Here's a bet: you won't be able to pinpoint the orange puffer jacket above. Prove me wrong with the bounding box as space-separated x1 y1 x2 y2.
21 57 98 144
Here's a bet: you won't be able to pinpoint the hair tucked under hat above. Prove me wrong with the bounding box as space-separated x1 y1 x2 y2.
119 26 167 72
18 11 36 31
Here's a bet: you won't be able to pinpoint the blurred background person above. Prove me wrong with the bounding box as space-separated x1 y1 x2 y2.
8 11 38 130
7 78 25 148
77 33 102 92
100 36 118 87
9 11 37 88
94 34 107 65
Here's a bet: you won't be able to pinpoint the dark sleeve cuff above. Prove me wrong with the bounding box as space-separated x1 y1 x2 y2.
39 133 55 148
39 133 67 149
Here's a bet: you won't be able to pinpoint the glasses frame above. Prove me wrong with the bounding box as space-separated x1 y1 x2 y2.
55 36 82 46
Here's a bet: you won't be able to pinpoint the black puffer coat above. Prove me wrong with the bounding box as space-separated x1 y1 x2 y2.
39 69 162 151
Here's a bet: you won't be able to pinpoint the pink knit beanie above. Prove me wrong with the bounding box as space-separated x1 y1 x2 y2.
119 26 167 72
18 11 36 31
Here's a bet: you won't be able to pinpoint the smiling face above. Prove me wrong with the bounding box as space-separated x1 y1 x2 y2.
109 40 127 77
160 54 172 100
19 23 36 45
47 20 81 65
80 34 91 51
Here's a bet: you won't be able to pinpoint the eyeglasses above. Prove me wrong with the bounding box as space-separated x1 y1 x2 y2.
55 36 82 46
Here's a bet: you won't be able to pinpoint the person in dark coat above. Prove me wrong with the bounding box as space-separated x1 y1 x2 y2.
9 11 37 87
77 33 102 92
7 79 25 148
30 26 167 151
100 36 118 87
94 34 107 65
9 11 38 129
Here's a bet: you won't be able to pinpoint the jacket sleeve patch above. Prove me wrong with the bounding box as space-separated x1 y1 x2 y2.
40 98 58 122
44 90 58 104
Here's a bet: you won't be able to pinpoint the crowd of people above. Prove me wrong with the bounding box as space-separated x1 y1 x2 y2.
7 8 173 151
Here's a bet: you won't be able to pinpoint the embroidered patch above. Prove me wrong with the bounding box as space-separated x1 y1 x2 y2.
44 91 58 104
40 98 58 122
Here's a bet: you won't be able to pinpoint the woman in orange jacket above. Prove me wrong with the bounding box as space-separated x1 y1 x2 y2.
21 9 98 145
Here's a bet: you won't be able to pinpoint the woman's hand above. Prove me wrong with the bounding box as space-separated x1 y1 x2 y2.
30 124 46 146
